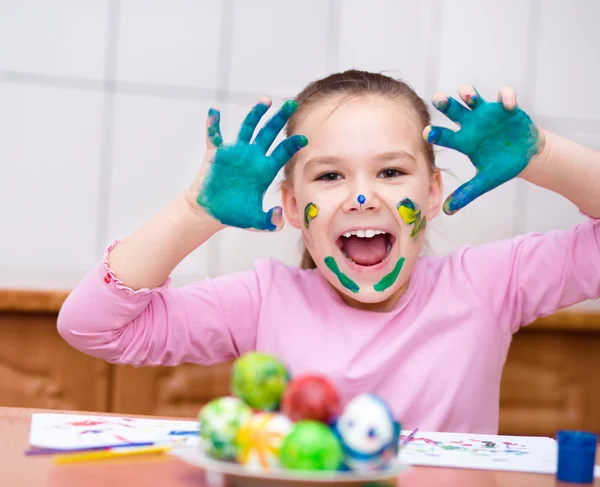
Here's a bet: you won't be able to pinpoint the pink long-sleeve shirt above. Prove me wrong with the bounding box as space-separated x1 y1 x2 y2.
57 217 600 434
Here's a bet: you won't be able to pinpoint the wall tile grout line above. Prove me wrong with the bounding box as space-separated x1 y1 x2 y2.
514 0 543 237
95 0 120 261
423 0 444 100
204 0 236 278
0 70 105 92
326 0 342 73
2 66 599 133
97 0 121 413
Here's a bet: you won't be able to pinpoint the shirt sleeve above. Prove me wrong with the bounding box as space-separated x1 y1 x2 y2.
456 216 600 335
57 241 261 366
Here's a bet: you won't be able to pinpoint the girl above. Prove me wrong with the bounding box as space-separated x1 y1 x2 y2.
57 70 600 434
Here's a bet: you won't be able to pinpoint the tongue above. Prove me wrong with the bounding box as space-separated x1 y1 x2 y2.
342 234 387 266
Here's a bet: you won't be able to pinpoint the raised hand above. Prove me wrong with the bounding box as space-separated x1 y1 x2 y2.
196 99 307 231
425 85 542 215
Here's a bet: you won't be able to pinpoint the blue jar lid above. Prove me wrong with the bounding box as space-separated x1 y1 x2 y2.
556 430 598 484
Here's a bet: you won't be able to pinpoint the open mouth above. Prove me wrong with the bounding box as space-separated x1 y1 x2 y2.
336 229 396 268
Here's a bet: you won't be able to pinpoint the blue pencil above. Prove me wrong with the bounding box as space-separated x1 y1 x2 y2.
168 430 199 436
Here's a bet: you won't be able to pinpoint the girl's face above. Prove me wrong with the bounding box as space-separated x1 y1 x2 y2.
282 95 442 311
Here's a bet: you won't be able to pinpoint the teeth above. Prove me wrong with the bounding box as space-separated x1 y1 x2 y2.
341 229 387 239
341 248 356 263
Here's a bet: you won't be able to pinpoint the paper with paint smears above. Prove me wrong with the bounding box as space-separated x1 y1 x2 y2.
399 430 561 474
28 413 200 450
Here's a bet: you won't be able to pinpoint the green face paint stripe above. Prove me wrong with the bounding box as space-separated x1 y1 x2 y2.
303 203 318 229
410 216 427 238
324 257 359 293
373 257 405 292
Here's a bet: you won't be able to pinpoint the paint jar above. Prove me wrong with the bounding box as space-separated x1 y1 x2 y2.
556 430 597 483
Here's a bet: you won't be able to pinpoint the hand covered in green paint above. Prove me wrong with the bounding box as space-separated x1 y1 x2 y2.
194 98 307 231
425 85 543 215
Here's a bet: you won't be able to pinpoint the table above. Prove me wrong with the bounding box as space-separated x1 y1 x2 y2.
2 407 598 487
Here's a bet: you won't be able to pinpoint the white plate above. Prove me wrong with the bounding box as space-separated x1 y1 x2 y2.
170 446 408 487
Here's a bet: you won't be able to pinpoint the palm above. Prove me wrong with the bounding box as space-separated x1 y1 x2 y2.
197 101 307 231
428 88 540 215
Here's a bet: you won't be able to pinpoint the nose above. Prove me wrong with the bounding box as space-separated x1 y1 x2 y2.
342 187 381 214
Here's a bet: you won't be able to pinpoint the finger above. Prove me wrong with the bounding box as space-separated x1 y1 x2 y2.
254 100 299 153
269 134 308 171
443 174 496 215
423 125 461 151
458 85 485 109
432 93 470 125
206 108 223 148
237 98 271 144
261 206 285 232
497 85 517 111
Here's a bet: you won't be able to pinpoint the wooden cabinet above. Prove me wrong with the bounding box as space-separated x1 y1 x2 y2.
111 362 231 418
0 291 110 412
1 289 599 436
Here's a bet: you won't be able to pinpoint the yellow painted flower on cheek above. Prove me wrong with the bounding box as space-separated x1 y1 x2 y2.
304 203 319 228
397 198 420 224
397 198 426 238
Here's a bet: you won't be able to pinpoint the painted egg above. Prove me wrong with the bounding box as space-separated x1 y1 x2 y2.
234 412 292 471
280 420 344 471
231 352 290 410
333 393 401 471
198 396 252 460
281 374 342 424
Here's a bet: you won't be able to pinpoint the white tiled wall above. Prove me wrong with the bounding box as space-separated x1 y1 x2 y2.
1 0 599 312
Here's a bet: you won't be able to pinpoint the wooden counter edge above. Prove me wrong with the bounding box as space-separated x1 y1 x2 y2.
1 289 600 331
0 289 71 313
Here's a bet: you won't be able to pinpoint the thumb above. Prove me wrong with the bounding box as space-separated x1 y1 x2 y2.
443 172 498 215
260 206 285 232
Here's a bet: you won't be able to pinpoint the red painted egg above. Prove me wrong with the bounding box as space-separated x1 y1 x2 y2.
281 374 342 424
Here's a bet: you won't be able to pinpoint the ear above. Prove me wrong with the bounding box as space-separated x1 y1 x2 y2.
427 168 443 220
281 180 302 229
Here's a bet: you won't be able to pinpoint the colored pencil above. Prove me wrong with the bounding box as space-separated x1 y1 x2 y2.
53 445 171 464
25 442 154 456
401 427 419 447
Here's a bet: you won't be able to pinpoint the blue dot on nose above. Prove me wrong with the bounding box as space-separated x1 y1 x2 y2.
357 194 366 205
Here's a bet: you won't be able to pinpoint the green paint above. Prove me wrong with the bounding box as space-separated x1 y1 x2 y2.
231 352 289 410
197 100 308 230
427 88 540 215
280 421 344 471
324 257 359 293
303 202 318 228
373 257 405 292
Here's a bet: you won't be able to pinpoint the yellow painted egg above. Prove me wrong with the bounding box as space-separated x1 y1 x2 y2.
235 412 293 472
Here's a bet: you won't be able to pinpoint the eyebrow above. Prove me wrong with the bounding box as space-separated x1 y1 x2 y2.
304 151 417 172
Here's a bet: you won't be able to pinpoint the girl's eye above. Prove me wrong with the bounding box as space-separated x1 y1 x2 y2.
316 172 343 182
378 168 405 179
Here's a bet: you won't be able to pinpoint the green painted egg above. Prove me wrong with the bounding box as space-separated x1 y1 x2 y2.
198 396 252 460
231 352 290 410
279 420 344 471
